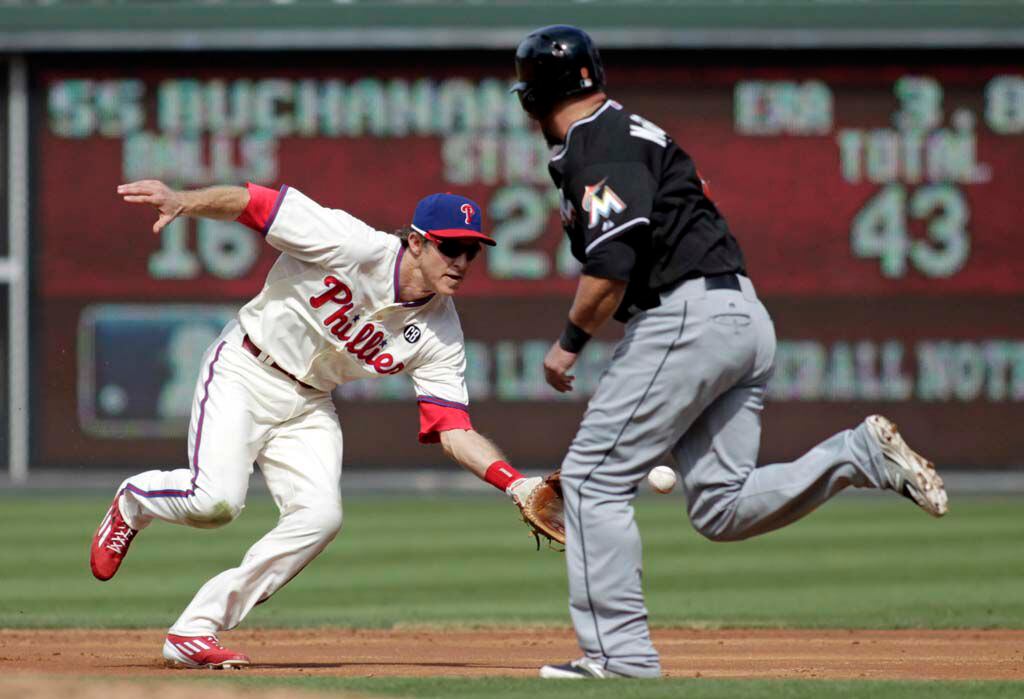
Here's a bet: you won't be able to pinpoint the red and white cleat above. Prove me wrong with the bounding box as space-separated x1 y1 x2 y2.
90 493 139 581
163 634 251 669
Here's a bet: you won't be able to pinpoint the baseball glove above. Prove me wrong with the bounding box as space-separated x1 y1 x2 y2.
509 470 565 550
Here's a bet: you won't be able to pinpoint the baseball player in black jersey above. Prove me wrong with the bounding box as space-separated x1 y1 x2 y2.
512 25 949 679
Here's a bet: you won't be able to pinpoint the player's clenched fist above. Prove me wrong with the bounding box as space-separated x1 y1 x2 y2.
117 179 185 234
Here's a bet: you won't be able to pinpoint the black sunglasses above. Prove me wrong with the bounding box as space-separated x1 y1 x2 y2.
431 238 482 262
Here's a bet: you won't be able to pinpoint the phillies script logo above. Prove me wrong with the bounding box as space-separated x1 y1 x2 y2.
460 203 474 224
309 276 404 375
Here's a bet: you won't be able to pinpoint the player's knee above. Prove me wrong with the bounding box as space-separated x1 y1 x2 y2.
688 492 747 542
187 493 245 528
693 520 747 542
303 500 343 541
188 499 243 528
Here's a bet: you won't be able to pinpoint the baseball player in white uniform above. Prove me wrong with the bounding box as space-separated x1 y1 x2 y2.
90 180 538 669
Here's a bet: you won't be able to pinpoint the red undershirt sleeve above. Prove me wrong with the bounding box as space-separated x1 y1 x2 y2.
235 182 285 234
417 399 473 444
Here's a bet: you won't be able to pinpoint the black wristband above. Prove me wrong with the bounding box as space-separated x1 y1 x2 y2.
558 320 592 354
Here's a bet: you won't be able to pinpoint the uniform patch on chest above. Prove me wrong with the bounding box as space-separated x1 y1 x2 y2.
403 324 422 343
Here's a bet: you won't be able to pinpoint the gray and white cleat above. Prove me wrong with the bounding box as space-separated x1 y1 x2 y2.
540 657 628 679
865 415 948 517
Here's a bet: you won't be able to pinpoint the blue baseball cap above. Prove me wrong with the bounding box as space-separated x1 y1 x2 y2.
411 193 496 246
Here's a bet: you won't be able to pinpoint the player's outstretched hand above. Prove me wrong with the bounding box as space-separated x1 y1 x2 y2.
117 179 185 234
543 341 578 393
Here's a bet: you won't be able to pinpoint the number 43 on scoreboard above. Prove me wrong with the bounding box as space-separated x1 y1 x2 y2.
851 183 970 279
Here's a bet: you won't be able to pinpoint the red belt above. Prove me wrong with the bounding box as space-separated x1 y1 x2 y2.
242 334 317 391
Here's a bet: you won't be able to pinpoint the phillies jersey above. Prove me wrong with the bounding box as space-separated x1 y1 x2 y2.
548 99 747 320
236 185 469 423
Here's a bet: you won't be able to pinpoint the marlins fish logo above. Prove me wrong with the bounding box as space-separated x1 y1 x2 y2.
582 178 626 229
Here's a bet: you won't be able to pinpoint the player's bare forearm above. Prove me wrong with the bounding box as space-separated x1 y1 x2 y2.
439 428 506 480
568 274 628 334
118 179 249 234
179 186 250 221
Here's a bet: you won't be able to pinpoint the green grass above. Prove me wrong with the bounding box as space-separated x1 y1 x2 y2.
0 491 1021 630
271 678 1024 698
114 675 1024 699
4 491 1022 697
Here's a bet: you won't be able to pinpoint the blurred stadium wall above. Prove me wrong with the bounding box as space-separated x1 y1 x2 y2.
1 1 1023 481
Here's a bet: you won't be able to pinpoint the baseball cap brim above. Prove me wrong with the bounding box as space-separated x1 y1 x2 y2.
414 226 497 246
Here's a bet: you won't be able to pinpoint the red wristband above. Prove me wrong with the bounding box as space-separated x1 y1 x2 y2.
484 460 524 492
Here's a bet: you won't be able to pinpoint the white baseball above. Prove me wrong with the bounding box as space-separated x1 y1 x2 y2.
647 466 677 494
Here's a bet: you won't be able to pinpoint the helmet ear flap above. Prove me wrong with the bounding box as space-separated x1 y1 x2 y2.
515 84 554 119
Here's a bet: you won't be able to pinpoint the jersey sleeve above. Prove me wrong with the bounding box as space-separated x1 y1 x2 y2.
408 321 473 444
236 183 382 267
416 399 472 444
565 161 656 280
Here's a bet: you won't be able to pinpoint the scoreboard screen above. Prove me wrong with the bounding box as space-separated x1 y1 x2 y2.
32 52 1024 468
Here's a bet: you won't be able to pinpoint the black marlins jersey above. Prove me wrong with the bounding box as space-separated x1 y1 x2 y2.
548 99 746 320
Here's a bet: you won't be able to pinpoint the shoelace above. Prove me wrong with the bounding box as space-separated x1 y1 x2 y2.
105 525 136 554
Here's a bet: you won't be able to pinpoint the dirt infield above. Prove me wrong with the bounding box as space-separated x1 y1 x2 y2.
1 628 1022 681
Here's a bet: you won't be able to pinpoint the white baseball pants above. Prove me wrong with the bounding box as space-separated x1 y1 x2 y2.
117 319 343 636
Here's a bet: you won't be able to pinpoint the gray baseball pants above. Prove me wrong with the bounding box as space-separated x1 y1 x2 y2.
560 275 890 678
